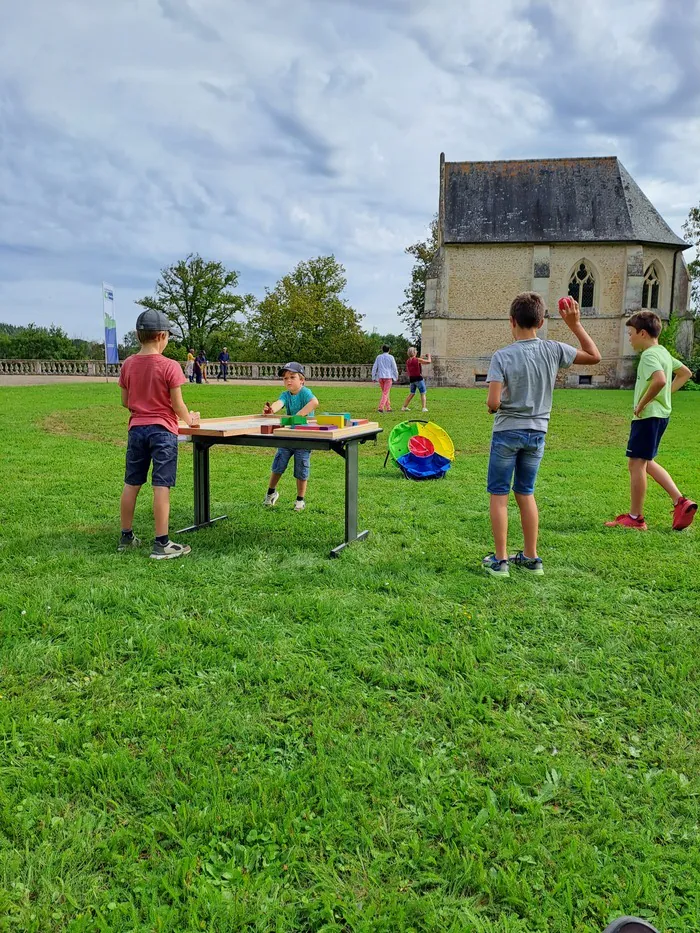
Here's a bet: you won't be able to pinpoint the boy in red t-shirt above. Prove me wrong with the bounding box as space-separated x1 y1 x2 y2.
401 347 432 412
117 310 200 559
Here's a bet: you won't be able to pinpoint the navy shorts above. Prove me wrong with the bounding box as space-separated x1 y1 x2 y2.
125 425 179 487
626 417 669 461
271 447 311 480
487 429 546 495
409 379 426 395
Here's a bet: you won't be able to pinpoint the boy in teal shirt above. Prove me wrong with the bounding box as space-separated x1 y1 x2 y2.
262 362 319 511
606 311 696 531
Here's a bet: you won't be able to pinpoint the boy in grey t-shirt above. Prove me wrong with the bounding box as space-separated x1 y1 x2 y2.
482 292 601 578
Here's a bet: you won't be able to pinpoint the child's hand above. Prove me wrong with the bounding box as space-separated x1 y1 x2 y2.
189 411 200 426
263 401 273 415
558 296 581 327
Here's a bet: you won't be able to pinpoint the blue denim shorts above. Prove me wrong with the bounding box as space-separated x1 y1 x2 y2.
409 379 426 395
271 447 311 480
487 429 546 495
125 425 179 487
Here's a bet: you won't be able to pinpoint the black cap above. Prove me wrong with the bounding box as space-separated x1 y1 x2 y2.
278 361 305 376
136 309 177 334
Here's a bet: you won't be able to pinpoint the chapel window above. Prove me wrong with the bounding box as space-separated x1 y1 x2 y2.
568 261 596 308
642 264 660 309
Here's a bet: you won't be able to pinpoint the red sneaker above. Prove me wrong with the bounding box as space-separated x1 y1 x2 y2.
605 513 648 530
672 497 698 531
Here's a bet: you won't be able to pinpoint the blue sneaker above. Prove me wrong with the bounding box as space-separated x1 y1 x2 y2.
509 551 544 575
482 554 510 578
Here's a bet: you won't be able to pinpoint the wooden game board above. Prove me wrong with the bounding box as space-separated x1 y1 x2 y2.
178 414 380 441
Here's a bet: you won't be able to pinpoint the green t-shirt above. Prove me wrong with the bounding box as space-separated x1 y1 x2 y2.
633 345 683 420
279 385 315 416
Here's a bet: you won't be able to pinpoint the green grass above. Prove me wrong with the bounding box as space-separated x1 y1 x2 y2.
1 383 699 933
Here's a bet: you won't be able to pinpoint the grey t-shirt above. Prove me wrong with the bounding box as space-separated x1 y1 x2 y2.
486 338 577 433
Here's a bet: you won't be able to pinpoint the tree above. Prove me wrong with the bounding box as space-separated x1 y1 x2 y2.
137 254 254 352
363 331 412 364
683 206 700 315
5 324 75 359
398 215 439 341
245 256 367 362
119 330 140 359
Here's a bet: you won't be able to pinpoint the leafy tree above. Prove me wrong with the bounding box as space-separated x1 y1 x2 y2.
245 256 367 362
118 330 140 359
3 324 75 359
682 206 700 316
398 215 439 341
137 254 254 352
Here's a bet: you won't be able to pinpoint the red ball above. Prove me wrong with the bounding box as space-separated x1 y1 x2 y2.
558 297 571 312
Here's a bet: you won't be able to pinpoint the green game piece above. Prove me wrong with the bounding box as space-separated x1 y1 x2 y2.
281 415 308 426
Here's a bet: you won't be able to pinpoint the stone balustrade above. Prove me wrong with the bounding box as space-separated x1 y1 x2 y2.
0 359 376 381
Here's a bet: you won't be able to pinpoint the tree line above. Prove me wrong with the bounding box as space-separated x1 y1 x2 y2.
0 254 411 364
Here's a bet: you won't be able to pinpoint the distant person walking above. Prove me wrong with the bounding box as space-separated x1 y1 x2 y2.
371 344 399 413
194 350 207 385
185 348 195 383
217 347 230 381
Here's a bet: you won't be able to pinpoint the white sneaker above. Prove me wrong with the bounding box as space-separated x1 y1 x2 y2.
401 407 410 411
294 498 306 511
150 540 191 560
263 490 280 507
422 407 428 412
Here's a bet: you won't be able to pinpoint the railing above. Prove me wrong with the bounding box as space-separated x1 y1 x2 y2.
0 359 376 381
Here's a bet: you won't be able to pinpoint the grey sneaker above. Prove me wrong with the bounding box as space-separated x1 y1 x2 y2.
482 554 509 578
263 490 280 507
150 540 191 560
117 533 141 552
293 498 306 512
509 551 544 575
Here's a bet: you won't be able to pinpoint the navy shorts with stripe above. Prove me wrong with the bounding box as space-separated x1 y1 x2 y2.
626 417 669 461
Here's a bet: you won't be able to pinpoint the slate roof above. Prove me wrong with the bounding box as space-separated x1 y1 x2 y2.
442 156 688 249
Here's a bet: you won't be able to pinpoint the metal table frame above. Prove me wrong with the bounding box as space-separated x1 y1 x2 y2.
177 430 381 557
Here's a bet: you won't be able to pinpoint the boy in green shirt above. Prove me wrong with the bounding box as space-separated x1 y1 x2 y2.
606 311 696 531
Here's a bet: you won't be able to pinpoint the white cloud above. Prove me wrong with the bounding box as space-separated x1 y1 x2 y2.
0 0 697 343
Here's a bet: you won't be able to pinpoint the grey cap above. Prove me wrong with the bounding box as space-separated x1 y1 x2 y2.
136 308 177 334
278 361 305 376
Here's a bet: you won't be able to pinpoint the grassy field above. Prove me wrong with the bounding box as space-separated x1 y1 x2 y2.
1 382 699 933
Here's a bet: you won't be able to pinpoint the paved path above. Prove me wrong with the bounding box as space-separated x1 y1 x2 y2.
0 375 376 388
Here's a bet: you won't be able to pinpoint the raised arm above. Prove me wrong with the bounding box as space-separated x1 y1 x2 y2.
558 298 601 365
417 353 432 365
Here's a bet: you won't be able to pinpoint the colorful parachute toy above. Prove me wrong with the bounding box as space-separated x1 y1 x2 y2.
384 420 455 480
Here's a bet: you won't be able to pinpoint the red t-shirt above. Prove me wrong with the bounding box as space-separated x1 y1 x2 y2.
406 357 422 380
118 354 186 435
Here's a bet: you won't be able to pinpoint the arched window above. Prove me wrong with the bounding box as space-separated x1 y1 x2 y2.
568 261 596 308
642 264 661 309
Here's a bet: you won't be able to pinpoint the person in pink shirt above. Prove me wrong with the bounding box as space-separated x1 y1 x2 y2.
117 309 200 559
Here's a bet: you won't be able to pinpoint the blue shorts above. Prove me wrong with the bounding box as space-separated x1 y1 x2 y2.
487 430 546 496
271 447 311 480
125 425 179 487
409 379 426 395
626 417 669 460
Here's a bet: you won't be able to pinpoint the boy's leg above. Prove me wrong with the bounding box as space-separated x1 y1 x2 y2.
153 486 170 538
293 450 311 506
120 483 141 530
420 391 427 410
489 495 509 560
296 479 308 498
645 459 681 502
514 493 539 558
628 458 648 517
268 472 283 490
402 390 415 410
486 432 518 562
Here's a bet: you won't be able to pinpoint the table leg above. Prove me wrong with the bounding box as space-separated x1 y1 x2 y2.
176 439 228 533
330 439 369 557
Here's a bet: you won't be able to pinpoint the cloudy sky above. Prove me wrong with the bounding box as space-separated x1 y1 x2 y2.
1 0 698 341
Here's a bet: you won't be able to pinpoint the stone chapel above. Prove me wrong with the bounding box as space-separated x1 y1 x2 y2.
421 155 692 387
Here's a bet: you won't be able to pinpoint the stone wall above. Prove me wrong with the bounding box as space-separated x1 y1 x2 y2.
421 240 692 388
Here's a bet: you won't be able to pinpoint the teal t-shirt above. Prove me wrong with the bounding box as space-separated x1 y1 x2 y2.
279 386 315 416
633 345 683 420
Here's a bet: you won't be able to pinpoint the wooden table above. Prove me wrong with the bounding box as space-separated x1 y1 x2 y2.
176 415 382 557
